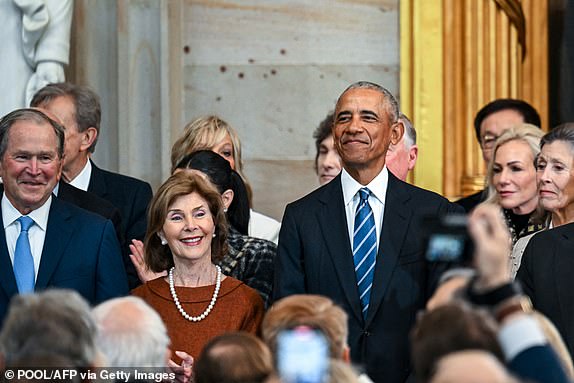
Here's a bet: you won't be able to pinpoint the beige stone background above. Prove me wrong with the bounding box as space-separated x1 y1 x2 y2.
70 0 399 221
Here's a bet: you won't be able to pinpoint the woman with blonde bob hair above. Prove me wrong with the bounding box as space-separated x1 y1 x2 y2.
132 171 264 362
483 124 546 253
170 115 281 244
171 116 244 176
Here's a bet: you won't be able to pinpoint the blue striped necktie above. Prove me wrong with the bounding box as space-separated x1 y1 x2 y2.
13 216 35 293
353 188 377 319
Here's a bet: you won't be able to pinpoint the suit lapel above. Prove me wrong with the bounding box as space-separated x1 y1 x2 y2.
366 173 411 326
318 176 364 323
0 207 19 298
35 199 75 289
87 161 108 198
555 226 574 349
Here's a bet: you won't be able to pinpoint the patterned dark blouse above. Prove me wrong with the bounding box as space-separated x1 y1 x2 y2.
219 226 277 307
503 209 547 246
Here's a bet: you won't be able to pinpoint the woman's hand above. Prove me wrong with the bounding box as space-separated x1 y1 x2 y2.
168 350 194 383
129 239 167 283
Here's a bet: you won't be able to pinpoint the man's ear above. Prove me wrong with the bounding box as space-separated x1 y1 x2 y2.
80 127 98 152
408 145 419 170
390 120 405 146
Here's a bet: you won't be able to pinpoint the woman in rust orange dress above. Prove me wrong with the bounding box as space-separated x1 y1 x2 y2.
132 171 264 362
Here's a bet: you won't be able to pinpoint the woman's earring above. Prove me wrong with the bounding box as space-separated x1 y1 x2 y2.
158 233 167 245
212 233 217 238
224 208 228 213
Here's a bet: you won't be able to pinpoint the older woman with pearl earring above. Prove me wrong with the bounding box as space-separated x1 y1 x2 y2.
131 171 264 366
130 150 277 307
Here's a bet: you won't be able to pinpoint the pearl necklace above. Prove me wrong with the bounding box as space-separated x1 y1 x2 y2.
168 265 222 322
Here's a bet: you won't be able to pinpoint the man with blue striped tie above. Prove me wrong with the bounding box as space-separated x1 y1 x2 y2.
274 81 462 383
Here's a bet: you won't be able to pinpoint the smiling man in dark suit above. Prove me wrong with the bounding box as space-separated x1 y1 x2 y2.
31 83 152 288
274 81 461 383
0 108 128 324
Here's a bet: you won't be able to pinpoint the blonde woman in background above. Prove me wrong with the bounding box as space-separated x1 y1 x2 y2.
171 116 280 244
483 124 546 260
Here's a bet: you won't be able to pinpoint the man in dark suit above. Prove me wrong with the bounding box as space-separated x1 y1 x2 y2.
57 180 125 248
0 108 128 324
516 222 574 358
31 83 152 288
274 81 461 383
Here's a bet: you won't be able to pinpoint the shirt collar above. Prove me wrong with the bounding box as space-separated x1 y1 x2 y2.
2 193 52 231
68 159 92 191
341 166 388 206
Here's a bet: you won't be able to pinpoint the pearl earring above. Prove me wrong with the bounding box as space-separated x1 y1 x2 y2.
161 238 167 245
212 233 217 238
224 208 228 213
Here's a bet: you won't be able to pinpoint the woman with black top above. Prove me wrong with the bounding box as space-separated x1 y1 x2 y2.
483 124 546 260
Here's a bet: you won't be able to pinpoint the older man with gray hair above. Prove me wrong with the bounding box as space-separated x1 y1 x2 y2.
386 113 418 182
92 296 170 367
0 289 100 368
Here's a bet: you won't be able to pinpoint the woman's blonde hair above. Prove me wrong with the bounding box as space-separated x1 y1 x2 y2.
170 116 245 177
485 123 543 206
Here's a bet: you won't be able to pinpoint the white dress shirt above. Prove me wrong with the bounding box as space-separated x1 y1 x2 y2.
498 315 548 360
341 167 388 249
248 209 281 245
68 159 92 191
2 194 52 281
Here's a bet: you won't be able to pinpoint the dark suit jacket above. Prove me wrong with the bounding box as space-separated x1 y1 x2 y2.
56 181 142 288
509 345 571 383
0 197 129 324
58 181 124 246
516 223 574 358
274 172 462 383
455 188 486 213
88 161 153 288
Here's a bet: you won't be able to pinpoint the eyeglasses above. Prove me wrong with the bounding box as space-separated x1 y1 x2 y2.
481 134 499 149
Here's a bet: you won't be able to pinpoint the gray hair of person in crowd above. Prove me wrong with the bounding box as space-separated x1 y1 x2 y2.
340 81 400 123
92 296 170 367
0 289 98 367
0 108 65 159
399 113 417 147
30 82 102 153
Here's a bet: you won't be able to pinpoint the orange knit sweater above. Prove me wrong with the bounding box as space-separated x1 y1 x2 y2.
132 275 264 360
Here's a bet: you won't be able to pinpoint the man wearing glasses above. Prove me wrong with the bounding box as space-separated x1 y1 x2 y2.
456 99 541 212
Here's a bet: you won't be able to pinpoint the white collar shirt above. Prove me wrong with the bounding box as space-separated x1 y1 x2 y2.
2 194 52 281
341 167 388 249
68 159 92 191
